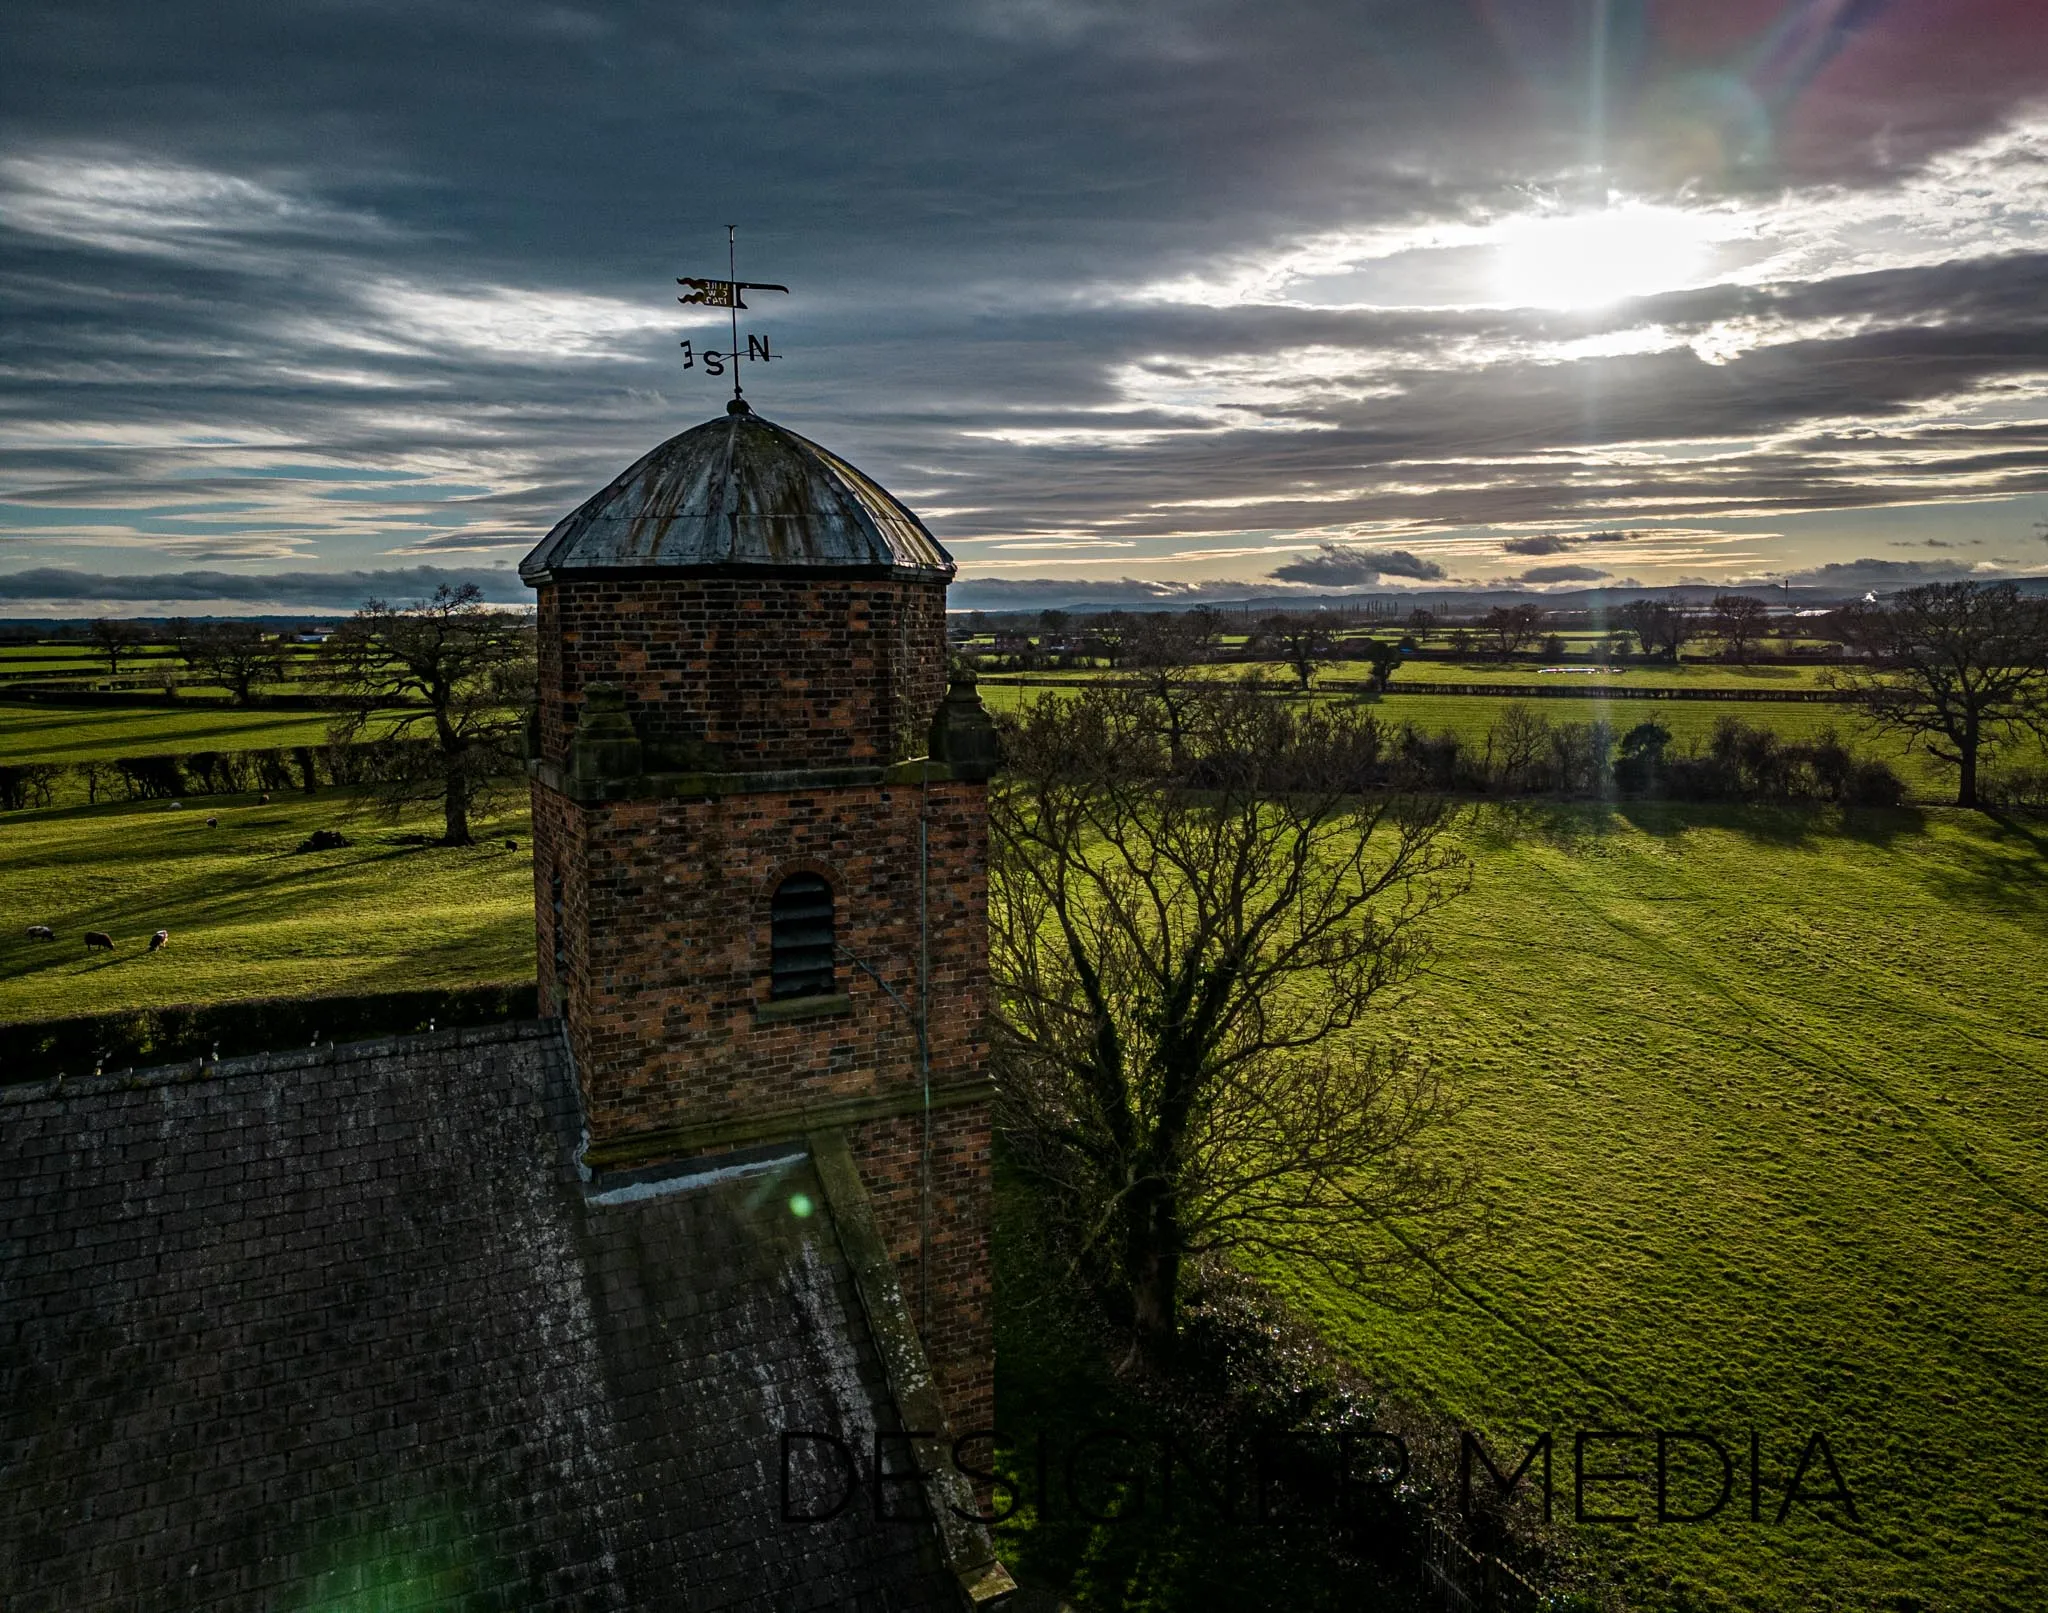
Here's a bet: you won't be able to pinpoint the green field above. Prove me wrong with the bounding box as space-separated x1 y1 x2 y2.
0 792 533 1019
975 678 1988 801
3 730 2042 1611
0 701 419 765
1371 659 1836 692
1261 802 2048 1612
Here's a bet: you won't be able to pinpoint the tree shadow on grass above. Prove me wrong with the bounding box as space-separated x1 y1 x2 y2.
1913 811 2048 923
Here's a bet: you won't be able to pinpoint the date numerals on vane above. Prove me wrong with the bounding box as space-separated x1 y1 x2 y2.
679 335 776 377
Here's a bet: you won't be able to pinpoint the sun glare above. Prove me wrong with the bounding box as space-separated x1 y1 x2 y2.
1494 204 1715 310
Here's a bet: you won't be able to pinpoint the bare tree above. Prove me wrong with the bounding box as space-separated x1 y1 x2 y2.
1828 581 2048 807
1127 613 1211 766
1256 613 1336 690
1710 595 1770 663
990 679 1474 1362
320 584 534 845
1092 611 1135 668
179 620 288 705
1480 604 1546 658
89 618 150 677
1617 599 1695 662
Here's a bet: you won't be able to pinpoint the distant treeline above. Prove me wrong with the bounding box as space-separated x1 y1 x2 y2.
0 738 525 810
1326 708 1907 806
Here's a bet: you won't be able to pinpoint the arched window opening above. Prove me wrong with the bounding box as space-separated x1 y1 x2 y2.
770 873 836 999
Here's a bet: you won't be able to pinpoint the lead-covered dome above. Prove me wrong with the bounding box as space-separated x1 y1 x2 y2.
519 402 953 584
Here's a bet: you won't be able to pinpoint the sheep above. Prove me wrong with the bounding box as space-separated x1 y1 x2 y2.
26 925 55 941
149 929 170 951
206 816 219 828
84 931 114 951
258 792 271 804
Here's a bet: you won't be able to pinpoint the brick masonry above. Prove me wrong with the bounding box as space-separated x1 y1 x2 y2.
529 565 993 1442
536 573 950 771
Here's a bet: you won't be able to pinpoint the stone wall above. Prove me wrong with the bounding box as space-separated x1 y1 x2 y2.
535 574 949 772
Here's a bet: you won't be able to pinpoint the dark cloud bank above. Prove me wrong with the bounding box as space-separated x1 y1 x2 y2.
3 0 2047 605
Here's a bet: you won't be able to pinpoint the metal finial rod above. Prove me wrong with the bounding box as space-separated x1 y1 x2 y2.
728 225 742 403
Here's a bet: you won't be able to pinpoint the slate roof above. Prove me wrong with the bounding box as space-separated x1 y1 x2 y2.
0 1022 962 1611
519 405 955 584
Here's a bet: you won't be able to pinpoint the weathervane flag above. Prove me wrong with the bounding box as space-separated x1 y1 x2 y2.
677 276 788 309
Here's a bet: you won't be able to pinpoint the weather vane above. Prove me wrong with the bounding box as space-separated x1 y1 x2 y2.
677 226 788 406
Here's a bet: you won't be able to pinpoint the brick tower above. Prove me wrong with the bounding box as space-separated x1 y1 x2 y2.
520 398 1000 1436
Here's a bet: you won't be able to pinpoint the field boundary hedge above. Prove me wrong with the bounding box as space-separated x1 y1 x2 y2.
979 673 1846 702
0 737 526 808
1334 679 1846 702
0 687 377 709
2 982 540 1083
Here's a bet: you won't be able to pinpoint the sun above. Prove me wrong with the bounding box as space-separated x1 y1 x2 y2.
1494 203 1715 310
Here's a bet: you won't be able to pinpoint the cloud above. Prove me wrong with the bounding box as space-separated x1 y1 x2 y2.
0 566 528 608
1267 543 1448 585
1501 534 1576 556
1511 563 1612 584
2 4 2047 596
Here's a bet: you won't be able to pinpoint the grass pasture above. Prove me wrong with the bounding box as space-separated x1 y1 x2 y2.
0 701 424 766
1263 802 2048 1611
975 678 1989 801
3 711 2043 1611
0 792 533 1021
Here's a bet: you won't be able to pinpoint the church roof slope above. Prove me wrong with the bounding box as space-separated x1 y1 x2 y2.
0 1022 959 1612
520 405 955 583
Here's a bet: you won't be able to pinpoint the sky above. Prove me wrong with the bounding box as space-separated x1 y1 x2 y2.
5 0 2048 614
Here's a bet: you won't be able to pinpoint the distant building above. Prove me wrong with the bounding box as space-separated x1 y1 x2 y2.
1 399 1011 1610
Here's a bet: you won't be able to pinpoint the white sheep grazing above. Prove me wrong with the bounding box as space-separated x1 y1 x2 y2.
149 929 170 951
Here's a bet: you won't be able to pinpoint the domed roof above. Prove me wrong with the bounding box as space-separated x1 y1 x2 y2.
519 403 954 584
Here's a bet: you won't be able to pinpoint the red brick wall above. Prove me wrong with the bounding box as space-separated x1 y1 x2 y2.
535 574 949 770
528 564 988 1437
530 772 993 1434
848 1107 994 1439
539 777 986 1138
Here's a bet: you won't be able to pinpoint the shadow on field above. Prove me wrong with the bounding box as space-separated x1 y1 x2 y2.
1470 798 1934 859
1918 811 2048 920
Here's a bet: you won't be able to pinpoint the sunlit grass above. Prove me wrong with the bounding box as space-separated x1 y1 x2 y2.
0 703 430 765
1260 802 2048 1611
0 791 533 1021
